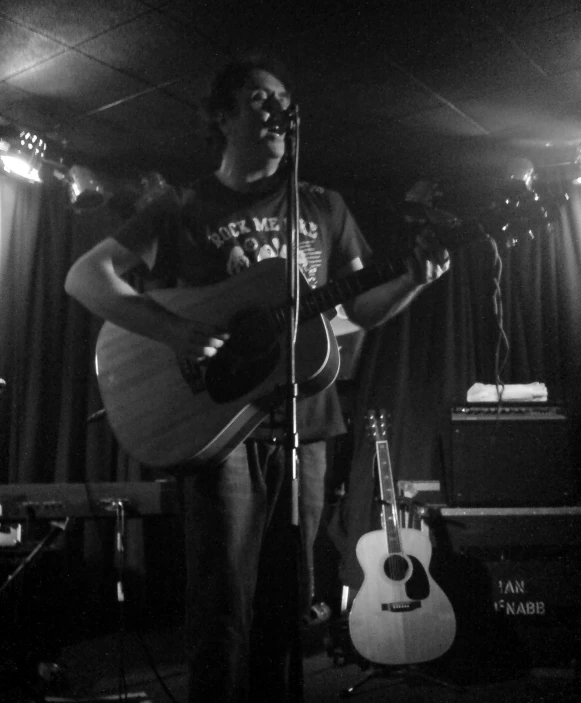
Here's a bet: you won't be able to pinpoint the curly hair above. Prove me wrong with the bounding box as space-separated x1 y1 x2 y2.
203 53 294 151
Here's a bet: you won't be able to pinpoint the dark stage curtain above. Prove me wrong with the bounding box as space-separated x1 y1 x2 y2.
0 174 118 484
339 184 581 589
0 175 182 643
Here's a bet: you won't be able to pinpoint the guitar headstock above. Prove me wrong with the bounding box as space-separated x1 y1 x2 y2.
365 409 387 442
400 176 559 252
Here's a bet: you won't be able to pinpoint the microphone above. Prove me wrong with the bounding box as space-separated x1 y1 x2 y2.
264 104 298 134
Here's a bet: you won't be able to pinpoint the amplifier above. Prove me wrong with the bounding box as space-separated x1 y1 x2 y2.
447 405 579 507
451 404 567 421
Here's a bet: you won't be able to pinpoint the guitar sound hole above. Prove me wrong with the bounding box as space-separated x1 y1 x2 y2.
204 308 281 403
205 341 280 403
384 554 409 581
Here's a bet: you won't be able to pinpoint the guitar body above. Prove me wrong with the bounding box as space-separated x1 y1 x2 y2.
95 258 340 468
349 527 456 665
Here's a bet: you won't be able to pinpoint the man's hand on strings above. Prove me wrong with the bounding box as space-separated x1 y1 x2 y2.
168 316 229 364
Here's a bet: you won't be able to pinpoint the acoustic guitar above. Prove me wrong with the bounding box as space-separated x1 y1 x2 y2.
94 255 420 468
348 409 456 665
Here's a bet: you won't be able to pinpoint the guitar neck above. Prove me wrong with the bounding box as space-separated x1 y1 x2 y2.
303 260 409 319
292 213 495 329
376 439 403 555
269 259 410 332
272 210 498 332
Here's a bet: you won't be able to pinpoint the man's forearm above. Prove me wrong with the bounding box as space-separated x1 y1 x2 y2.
65 260 181 346
343 273 427 329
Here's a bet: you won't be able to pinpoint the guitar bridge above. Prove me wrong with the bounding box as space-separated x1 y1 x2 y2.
381 600 421 612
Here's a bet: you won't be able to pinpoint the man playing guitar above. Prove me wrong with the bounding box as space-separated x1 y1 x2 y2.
65 54 450 703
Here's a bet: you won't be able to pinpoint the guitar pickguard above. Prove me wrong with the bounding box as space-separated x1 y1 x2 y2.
405 555 430 600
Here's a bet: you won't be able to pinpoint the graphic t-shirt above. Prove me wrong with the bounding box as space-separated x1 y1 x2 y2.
114 172 372 441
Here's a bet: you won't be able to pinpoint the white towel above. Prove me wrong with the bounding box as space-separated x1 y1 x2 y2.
467 382 548 403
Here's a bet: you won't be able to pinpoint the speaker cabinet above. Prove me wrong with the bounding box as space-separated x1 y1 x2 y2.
448 405 579 507
432 544 581 672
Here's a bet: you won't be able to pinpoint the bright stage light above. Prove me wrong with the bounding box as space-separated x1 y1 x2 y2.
0 153 42 182
0 129 47 183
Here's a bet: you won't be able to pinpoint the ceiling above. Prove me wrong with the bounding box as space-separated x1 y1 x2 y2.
2 0 581 204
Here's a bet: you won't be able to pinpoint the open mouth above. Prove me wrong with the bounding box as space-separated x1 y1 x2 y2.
263 121 285 136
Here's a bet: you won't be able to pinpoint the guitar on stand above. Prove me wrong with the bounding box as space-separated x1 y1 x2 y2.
345 409 457 694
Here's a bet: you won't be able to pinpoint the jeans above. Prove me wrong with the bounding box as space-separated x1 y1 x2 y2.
179 439 327 702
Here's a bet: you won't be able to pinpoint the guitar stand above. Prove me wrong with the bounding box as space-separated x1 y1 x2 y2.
340 663 465 698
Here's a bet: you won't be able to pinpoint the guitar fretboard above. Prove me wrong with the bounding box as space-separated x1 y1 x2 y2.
377 439 403 555
271 259 409 332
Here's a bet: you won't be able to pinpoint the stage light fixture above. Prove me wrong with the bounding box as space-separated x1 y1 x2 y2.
67 165 106 210
0 128 47 183
506 157 535 190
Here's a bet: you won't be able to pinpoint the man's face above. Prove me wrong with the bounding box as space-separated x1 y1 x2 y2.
221 69 291 160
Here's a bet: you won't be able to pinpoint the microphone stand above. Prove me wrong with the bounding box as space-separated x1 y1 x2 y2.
284 105 300 524
283 105 304 702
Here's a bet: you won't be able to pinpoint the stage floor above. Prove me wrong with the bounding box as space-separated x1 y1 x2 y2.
1 621 579 703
